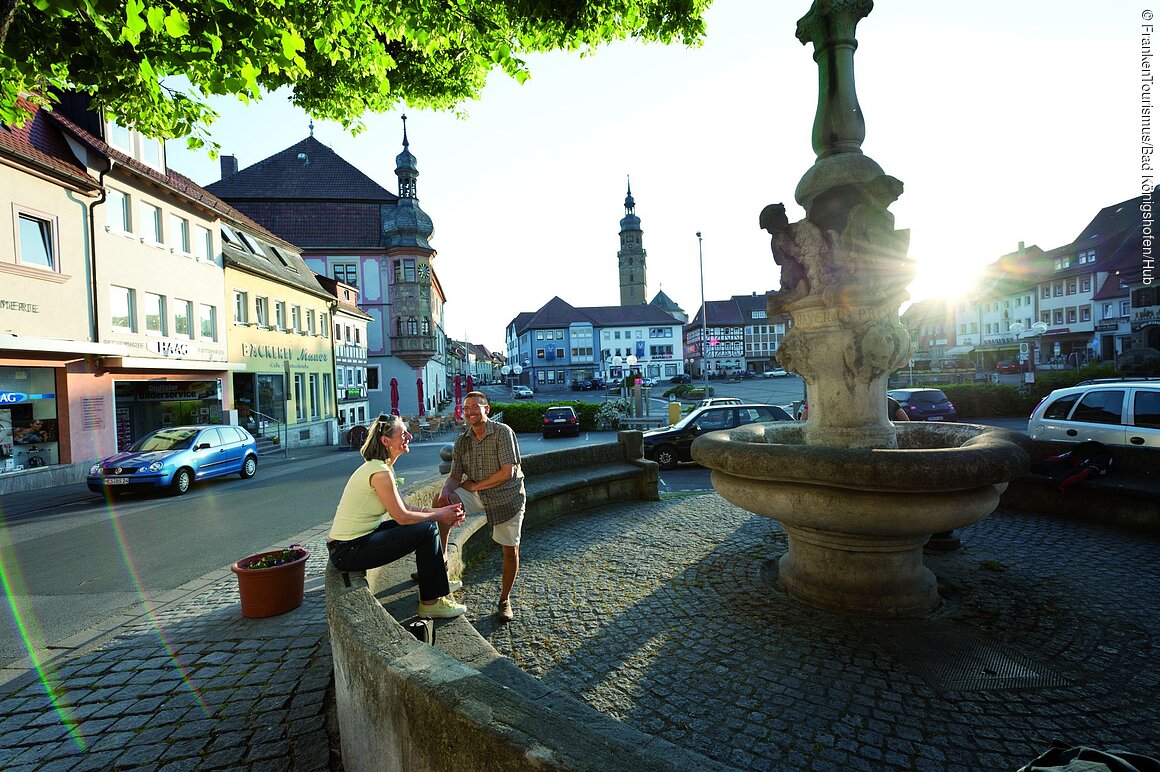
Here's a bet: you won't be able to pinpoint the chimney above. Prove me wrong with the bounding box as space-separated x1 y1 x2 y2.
1018 240 1025 253
220 155 238 179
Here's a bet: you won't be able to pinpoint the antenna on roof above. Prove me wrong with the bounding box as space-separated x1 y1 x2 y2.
308 119 314 137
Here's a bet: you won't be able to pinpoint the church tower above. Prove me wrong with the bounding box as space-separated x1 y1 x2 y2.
617 178 647 305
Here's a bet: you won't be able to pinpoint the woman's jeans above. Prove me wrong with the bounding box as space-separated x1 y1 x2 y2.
328 520 449 602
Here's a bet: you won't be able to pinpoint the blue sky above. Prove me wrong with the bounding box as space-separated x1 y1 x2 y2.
168 1 1136 352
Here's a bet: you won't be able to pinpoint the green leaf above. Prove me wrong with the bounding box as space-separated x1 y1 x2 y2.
146 6 165 33
164 9 190 38
122 0 146 45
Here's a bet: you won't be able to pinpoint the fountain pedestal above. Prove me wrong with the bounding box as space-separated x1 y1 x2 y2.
696 424 1029 617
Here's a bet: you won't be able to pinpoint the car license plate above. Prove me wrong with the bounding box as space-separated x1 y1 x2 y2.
104 477 130 485
928 416 944 421
553 419 565 423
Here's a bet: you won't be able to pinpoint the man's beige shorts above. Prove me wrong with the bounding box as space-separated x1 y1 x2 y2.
454 487 523 547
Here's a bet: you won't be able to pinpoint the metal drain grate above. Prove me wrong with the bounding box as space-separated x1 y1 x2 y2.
872 623 1076 693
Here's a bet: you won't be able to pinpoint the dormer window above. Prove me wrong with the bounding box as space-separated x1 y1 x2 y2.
105 119 165 171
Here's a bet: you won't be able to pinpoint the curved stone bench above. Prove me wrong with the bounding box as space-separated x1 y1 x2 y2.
325 432 727 771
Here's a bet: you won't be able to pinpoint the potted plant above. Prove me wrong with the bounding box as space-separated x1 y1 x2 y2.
231 544 309 618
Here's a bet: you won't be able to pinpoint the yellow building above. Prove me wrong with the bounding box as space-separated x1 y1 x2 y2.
222 222 336 448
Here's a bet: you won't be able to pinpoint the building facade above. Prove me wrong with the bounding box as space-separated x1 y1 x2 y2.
206 119 449 418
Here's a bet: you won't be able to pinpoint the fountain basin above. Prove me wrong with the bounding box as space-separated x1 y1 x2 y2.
692 422 1030 617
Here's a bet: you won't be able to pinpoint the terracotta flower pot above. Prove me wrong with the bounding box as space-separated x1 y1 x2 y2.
231 548 309 618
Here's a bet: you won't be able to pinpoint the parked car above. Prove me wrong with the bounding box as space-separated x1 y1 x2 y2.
994 360 1021 374
699 397 744 409
640 377 658 387
87 425 258 496
542 406 581 438
511 385 534 399
1027 380 1160 449
764 368 789 378
670 374 692 384
571 379 592 391
590 378 607 390
737 370 757 380
643 403 793 470
887 388 958 421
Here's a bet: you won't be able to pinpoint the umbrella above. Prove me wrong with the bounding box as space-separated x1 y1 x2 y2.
389 377 400 416
416 377 425 417
466 374 474 393
454 375 464 422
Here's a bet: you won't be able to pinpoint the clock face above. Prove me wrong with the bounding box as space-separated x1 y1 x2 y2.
418 264 430 281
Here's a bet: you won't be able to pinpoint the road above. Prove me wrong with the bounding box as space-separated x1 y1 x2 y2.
0 429 709 670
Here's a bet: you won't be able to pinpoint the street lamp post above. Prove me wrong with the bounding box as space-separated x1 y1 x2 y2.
697 231 708 394
501 364 511 390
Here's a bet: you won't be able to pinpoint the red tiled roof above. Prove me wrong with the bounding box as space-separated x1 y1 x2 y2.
0 100 98 191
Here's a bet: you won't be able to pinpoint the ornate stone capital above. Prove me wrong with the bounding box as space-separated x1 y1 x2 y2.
796 0 875 51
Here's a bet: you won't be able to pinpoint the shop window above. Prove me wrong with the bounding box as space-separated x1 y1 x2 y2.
200 304 217 340
144 292 165 335
111 286 135 331
106 189 131 233
294 374 305 421
309 374 320 419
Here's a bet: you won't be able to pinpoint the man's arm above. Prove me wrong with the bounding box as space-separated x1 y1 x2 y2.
460 463 516 493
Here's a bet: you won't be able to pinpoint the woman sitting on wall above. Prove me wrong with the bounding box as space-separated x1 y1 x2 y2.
327 414 468 619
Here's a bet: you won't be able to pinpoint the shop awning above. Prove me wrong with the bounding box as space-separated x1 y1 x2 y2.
944 345 975 357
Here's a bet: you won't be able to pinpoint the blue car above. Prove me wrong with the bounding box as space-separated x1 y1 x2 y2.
88 425 259 496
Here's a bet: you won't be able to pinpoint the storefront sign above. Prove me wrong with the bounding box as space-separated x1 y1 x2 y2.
0 300 39 313
1094 322 1119 332
146 339 196 358
0 391 54 404
135 380 220 401
240 343 329 363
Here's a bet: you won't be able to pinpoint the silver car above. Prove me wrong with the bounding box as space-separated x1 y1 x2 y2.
1027 380 1160 448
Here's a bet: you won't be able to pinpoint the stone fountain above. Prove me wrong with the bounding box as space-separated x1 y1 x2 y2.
692 0 1029 617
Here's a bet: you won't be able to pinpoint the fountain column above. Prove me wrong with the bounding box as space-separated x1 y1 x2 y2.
691 1 1030 617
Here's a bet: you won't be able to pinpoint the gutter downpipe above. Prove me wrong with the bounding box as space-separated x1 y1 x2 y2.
87 157 115 345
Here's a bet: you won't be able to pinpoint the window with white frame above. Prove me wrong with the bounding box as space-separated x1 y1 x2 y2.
233 291 249 324
1081 277 1091 293
1121 300 1131 316
306 309 316 335
1067 308 1077 324
255 296 270 327
1041 312 1050 324
1081 306 1091 322
309 374 320 419
1053 310 1064 324
1102 302 1113 318
139 202 162 244
1041 286 1050 299
337 368 345 386
294 374 305 421
275 301 287 330
1078 249 1096 264
174 299 193 338
291 305 302 332
106 189 131 233
1066 280 1076 295
195 225 212 260
15 210 57 271
168 214 190 253
143 292 165 335
200 304 217 340
320 313 329 337
110 286 135 331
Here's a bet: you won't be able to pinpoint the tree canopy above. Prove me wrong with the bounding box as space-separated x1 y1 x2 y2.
1 0 707 151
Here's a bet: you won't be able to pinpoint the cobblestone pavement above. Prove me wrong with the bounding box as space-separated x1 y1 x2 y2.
0 537 334 771
464 494 1160 771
